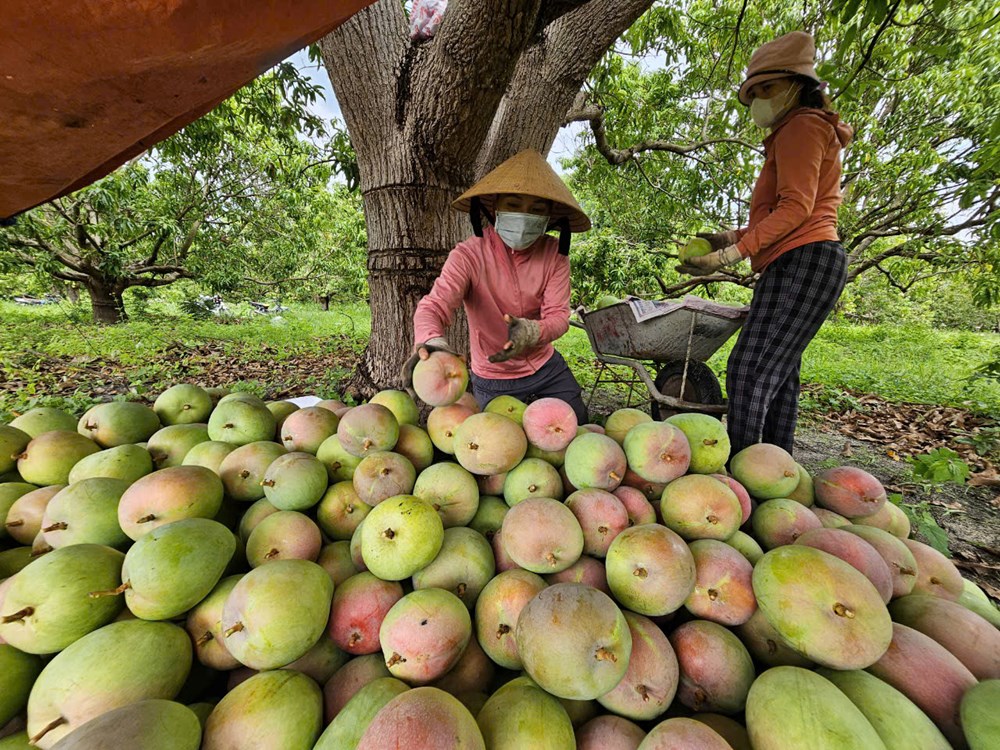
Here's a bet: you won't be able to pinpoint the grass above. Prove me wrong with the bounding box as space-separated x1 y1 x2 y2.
2 300 999 420
0 300 370 420
0 300 370 364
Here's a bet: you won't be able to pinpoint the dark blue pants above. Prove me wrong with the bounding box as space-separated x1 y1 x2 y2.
726 241 847 456
470 350 588 424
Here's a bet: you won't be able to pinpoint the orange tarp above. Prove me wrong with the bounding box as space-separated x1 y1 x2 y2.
0 0 374 219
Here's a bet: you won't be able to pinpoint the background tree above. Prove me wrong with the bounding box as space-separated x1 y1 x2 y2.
562 0 1000 305
0 66 336 323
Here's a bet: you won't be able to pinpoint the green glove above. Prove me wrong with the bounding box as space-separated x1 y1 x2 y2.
488 316 541 363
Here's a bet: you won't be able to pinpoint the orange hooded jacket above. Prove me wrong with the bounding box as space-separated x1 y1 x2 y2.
735 107 854 273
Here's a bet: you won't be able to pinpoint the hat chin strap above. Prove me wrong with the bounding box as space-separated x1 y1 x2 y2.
470 196 489 237
557 217 570 256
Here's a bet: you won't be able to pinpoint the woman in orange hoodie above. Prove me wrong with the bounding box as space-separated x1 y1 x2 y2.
682 31 853 456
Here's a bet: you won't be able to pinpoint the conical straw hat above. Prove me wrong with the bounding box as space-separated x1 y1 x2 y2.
453 150 591 232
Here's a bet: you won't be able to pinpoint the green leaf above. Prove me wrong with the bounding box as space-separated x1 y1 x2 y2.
917 510 952 555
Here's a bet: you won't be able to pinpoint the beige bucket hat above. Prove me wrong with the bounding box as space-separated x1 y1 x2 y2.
453 149 591 232
738 31 822 106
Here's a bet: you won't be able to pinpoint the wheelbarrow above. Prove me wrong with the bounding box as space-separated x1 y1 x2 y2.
570 296 749 419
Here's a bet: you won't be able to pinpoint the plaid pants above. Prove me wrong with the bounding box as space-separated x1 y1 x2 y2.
727 241 847 456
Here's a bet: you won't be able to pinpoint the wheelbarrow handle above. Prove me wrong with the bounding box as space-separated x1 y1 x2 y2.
569 319 587 330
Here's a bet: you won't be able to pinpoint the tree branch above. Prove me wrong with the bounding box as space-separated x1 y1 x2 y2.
51 268 90 284
409 0 544 181
145 231 170 268
574 104 762 165
127 264 193 277
725 0 750 79
846 239 940 282
125 271 194 288
176 217 205 261
834 0 902 99
536 0 590 28
11 226 91 276
475 0 655 174
657 269 757 297
118 226 163 253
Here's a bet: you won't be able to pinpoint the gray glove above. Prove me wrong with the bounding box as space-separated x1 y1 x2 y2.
696 230 741 251
400 337 454 394
488 316 541 363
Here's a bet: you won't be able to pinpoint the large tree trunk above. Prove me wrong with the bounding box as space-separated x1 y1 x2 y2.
354 183 470 390
87 278 127 324
321 0 654 395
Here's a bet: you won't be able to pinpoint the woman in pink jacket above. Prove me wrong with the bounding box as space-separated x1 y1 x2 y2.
405 150 591 423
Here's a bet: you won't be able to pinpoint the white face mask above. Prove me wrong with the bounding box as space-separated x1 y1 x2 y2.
750 82 801 129
494 211 550 250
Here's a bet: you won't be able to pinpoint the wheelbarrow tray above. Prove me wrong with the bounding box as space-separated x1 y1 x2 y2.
577 296 749 363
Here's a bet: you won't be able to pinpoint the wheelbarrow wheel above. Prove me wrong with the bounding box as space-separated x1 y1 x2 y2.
651 360 723 420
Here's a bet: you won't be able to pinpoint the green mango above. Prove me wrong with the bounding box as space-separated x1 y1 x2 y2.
26 620 192 749
9 408 77 438
0 546 33 578
0 484 36 541
187 702 215 728
961 679 1000 750
0 644 43 726
48 700 201 750
207 398 276 446
314 677 409 750
17 432 99 486
220 560 333 670
746 666 887 750
67 444 153 484
818 669 950 750
77 402 160 448
41 479 130 549
147 424 210 469
477 683 575 749
956 588 1000 628
185 575 243 671
120 519 235 621
154 384 213 426
182 441 237 474
0 426 31 476
0 733 33 749
0 544 124 654
202 670 322 750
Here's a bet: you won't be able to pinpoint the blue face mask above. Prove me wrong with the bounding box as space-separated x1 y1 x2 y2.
495 211 550 250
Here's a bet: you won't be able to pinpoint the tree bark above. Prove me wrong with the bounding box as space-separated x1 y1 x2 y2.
87 278 127 324
477 0 655 173
321 0 654 395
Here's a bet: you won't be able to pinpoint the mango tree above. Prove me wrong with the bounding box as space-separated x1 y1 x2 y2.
563 0 1000 304
0 66 334 324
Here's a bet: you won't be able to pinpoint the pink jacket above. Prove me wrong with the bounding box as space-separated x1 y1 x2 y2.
413 225 571 379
